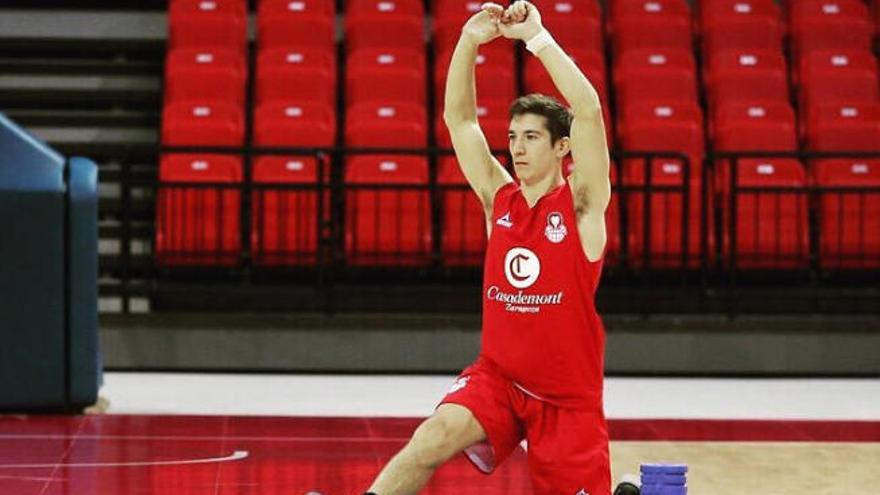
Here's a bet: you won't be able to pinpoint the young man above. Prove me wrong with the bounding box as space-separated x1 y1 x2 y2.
363 2 637 494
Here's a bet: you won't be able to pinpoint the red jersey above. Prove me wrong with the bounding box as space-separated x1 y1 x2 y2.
480 180 606 409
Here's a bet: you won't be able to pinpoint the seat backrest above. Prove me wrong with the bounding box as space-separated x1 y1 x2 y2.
169 0 247 21
346 0 424 22
166 47 246 75
156 154 243 265
258 0 335 18
257 47 337 77
346 102 427 147
254 101 336 146
250 156 322 264
815 158 880 266
347 47 425 73
162 101 244 145
726 159 809 267
344 155 431 264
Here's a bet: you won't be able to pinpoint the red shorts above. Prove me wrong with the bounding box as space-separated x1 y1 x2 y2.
439 357 610 495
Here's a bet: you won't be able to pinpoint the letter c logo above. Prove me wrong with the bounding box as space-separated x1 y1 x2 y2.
504 247 540 289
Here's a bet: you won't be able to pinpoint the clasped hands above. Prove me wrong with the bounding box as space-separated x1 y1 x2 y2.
462 0 545 46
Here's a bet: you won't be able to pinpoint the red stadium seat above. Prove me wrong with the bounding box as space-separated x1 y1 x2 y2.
435 47 516 105
699 0 781 33
345 16 424 51
815 159 880 268
345 155 432 265
346 48 426 105
797 49 879 90
791 0 874 29
618 100 706 268
162 101 244 145
169 0 246 20
257 47 337 80
701 17 784 56
251 155 325 266
805 102 880 151
720 159 809 269
616 47 695 73
613 16 692 53
439 157 487 266
436 101 511 150
155 153 242 266
611 0 691 27
624 158 706 268
253 101 336 146
791 0 875 58
164 48 246 105
798 50 880 110
257 2 335 50
712 101 797 151
256 48 336 105
258 0 335 18
705 49 789 105
168 1 246 51
611 0 692 52
532 0 602 20
347 47 425 73
619 101 705 168
346 102 427 147
346 0 424 21
614 48 698 103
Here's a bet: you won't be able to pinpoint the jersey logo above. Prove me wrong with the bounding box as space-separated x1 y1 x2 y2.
575 490 589 495
544 212 568 243
448 376 470 394
504 247 541 289
496 211 513 228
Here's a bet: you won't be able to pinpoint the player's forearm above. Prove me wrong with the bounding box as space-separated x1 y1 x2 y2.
534 38 602 119
443 36 481 126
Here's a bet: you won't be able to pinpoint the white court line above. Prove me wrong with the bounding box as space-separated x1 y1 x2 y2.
0 450 249 469
0 434 409 443
0 475 65 482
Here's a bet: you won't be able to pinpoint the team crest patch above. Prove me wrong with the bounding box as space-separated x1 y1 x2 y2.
448 376 470 394
544 212 567 243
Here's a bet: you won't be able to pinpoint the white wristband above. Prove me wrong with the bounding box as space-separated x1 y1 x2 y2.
525 29 556 55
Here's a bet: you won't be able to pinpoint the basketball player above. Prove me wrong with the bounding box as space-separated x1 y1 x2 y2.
363 2 637 494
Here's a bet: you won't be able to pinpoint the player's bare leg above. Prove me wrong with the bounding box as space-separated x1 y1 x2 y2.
366 404 486 495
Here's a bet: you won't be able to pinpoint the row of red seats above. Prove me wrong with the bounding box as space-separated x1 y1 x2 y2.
154 154 880 269
165 0 879 56
162 0 880 153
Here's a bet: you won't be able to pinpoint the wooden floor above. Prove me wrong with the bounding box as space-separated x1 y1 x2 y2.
613 442 880 495
0 415 877 495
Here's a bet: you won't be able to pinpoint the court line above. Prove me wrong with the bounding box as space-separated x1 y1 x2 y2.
0 475 66 482
0 450 249 469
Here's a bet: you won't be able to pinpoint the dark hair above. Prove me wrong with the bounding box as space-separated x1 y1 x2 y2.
508 93 573 144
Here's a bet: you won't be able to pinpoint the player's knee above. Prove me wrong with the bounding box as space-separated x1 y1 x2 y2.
405 417 459 469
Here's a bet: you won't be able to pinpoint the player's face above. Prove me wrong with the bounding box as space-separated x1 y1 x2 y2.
508 113 565 183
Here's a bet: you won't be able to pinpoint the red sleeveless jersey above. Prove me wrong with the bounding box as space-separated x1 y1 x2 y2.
480 181 606 409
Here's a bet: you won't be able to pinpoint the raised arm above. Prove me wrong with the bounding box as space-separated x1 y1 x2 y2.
500 1 610 260
443 3 514 210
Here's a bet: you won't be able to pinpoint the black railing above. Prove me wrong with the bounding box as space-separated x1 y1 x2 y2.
102 147 880 313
